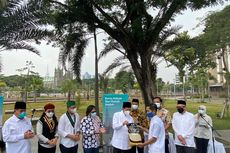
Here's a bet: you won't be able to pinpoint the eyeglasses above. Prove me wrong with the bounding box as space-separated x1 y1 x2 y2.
91 111 96 113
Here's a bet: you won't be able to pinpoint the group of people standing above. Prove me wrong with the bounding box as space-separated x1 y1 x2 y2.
111 98 213 153
1 97 213 153
2 101 105 153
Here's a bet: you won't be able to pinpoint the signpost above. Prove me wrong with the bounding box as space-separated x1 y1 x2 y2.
102 94 128 153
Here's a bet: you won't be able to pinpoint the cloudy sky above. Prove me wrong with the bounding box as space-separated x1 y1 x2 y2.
1 2 230 83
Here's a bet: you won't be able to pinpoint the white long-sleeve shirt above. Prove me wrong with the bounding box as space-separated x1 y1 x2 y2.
194 113 212 139
2 115 33 153
111 111 133 150
58 112 80 148
172 111 196 147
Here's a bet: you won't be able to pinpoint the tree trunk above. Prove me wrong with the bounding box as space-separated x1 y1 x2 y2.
33 90 36 102
67 91 71 101
128 51 157 106
94 28 99 115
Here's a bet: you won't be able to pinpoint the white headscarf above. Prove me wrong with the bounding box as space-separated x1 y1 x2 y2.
198 105 207 115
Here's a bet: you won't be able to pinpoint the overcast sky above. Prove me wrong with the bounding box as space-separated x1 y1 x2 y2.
1 2 230 83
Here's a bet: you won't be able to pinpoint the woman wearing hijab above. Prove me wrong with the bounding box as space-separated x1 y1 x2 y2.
80 105 106 153
36 103 58 153
194 105 212 153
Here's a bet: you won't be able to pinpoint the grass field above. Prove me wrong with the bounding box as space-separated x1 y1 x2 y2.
2 99 230 130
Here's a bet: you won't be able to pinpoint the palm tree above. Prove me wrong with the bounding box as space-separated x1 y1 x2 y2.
0 0 51 71
61 79 79 101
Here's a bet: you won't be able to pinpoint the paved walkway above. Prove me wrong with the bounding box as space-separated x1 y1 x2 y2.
1 130 230 153
216 130 230 153
31 137 83 153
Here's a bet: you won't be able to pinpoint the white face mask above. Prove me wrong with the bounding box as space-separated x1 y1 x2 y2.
124 110 130 116
198 109 205 115
70 108 77 114
155 103 161 109
46 112 54 118
132 105 138 110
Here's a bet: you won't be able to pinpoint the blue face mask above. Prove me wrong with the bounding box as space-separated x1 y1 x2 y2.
18 112 26 119
91 112 97 117
146 112 154 118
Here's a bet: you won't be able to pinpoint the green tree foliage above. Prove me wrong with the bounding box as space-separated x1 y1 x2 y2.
30 75 43 101
114 71 135 93
202 5 230 89
164 32 216 81
35 0 225 105
99 73 110 93
0 74 43 92
0 0 52 71
202 5 230 51
156 78 165 94
0 75 25 87
61 79 79 101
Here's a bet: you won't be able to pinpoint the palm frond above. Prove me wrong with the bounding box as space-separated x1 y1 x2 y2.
103 55 128 75
1 41 40 55
71 39 88 81
58 32 86 71
0 0 51 54
99 39 125 60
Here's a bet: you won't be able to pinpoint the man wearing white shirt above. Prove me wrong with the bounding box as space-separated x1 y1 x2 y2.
111 102 134 153
172 100 196 153
137 103 165 153
2 101 34 153
58 101 80 153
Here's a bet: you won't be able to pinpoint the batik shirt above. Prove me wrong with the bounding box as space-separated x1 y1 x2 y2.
130 109 149 138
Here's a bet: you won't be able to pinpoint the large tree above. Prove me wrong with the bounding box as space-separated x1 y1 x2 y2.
37 0 226 105
201 5 230 98
164 32 216 81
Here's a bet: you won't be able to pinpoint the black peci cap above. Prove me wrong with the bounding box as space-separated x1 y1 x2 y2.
122 102 131 108
177 99 186 105
14 101 26 109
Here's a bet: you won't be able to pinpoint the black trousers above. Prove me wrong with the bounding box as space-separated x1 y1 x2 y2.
165 138 169 153
176 145 195 153
113 147 132 153
38 143 56 153
60 144 78 153
130 146 143 153
195 137 209 153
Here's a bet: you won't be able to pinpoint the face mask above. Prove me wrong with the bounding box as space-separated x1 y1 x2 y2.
155 103 161 109
46 112 54 118
124 110 130 115
198 109 205 115
18 112 26 119
132 105 138 110
70 108 77 114
91 112 97 117
146 112 154 118
177 108 184 114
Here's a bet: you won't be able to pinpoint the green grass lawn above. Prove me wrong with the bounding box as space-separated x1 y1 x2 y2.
2 99 230 130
